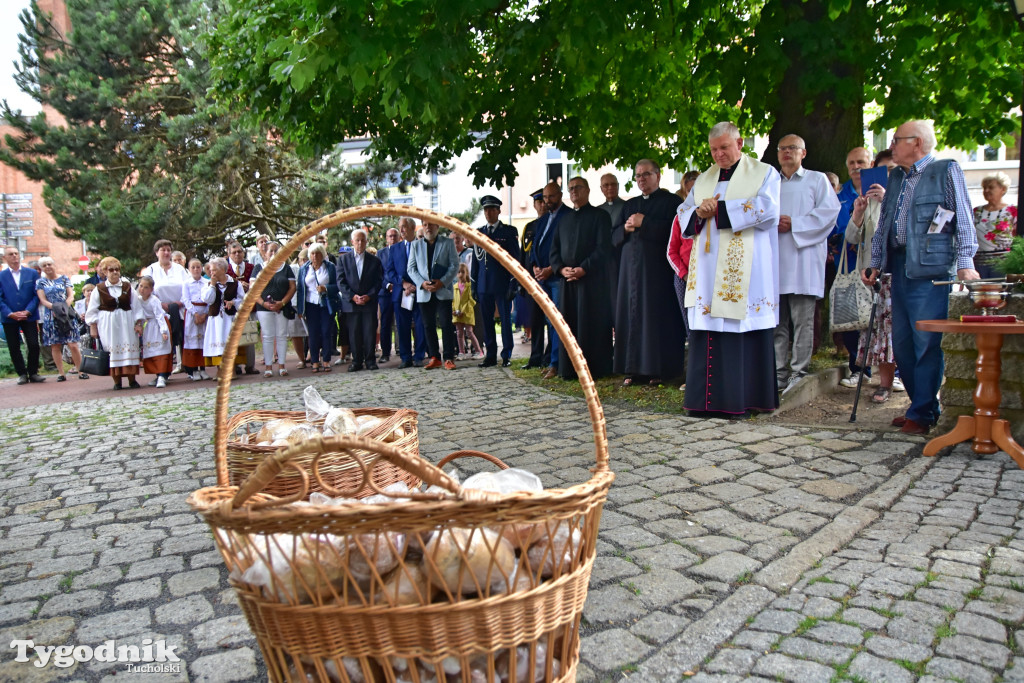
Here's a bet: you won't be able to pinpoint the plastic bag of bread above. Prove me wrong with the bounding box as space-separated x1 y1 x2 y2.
354 414 382 436
496 644 561 683
237 533 349 603
373 563 434 606
526 521 582 579
361 482 412 504
425 527 516 596
346 531 407 587
463 468 544 549
303 385 332 423
323 407 359 437
255 418 301 444
284 423 320 445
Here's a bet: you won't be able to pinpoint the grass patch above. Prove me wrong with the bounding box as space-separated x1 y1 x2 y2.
934 622 956 642
894 659 927 676
808 576 836 586
869 606 898 619
735 571 753 585
621 581 641 596
794 616 818 636
967 585 984 599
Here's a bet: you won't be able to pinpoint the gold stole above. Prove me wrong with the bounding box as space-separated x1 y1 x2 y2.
684 154 770 320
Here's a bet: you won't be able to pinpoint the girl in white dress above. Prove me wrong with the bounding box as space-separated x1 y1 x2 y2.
182 259 211 381
84 256 145 390
200 258 245 372
137 276 172 388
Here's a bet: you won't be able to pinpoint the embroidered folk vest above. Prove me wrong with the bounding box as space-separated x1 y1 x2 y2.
209 281 239 317
96 282 132 311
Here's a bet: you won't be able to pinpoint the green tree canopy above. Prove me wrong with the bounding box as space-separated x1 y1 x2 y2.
208 0 1022 183
0 0 412 275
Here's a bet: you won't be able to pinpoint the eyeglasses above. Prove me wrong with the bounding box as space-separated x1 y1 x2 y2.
568 185 585 192
777 145 804 152
303 241 313 246
106 267 120 272
891 136 918 143
634 171 655 180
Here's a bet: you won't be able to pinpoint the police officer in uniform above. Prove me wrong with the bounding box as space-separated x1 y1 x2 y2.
471 195 521 367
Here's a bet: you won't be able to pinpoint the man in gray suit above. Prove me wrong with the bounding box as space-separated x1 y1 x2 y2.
407 221 459 369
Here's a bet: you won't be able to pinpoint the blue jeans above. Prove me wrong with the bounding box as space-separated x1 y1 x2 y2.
304 302 333 364
395 301 427 363
540 279 561 367
889 251 948 425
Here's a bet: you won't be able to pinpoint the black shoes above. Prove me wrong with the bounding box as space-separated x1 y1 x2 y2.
478 358 497 368
379 355 390 363
520 363 540 370
399 360 414 369
29 374 46 383
366 363 380 371
501 359 511 367
17 375 28 385
348 364 364 373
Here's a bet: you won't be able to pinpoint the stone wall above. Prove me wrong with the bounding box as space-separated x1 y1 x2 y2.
939 291 1024 441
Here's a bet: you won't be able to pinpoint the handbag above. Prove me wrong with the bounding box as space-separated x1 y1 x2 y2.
829 239 873 333
80 338 110 376
237 318 261 347
281 302 296 320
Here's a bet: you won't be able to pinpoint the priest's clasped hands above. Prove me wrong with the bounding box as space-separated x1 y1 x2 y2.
695 194 721 220
560 266 586 282
624 213 645 232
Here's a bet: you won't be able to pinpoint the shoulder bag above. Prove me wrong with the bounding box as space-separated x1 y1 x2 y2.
829 239 873 333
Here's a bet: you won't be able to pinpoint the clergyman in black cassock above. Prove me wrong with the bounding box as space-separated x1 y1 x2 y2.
612 160 687 383
550 178 614 380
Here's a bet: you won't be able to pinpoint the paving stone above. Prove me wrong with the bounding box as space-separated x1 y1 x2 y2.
925 656 996 683
113 578 162 605
167 568 221 597
189 647 258 683
800 597 841 619
865 635 931 663
705 648 759 675
847 652 914 683
700 483 763 503
731 630 778 651
931 558 983 580
0 601 38 625
155 595 215 625
190 615 256 649
629 568 701 608
935 634 1011 669
600 525 664 550
631 542 701 571
687 552 761 583
748 610 803 634
778 636 852 665
580 629 651 671
951 610 1008 643
751 653 833 683
769 511 829 534
679 536 748 556
0 615 76 646
806 621 863 646
685 466 735 485
582 585 647 623
77 607 151 641
842 606 888 630
590 556 642 583
39 589 104 617
629 611 689 644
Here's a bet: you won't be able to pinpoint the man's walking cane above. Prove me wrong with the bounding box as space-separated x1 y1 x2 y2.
850 272 883 423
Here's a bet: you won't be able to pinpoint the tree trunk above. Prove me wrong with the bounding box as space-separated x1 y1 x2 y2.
759 0 869 180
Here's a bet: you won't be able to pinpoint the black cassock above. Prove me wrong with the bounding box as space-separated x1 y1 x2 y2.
550 204 614 380
612 188 687 380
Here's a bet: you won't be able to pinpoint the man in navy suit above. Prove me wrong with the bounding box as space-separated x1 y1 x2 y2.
407 221 459 369
337 229 384 372
385 217 428 368
377 227 400 363
471 195 521 367
528 182 570 377
1 245 44 384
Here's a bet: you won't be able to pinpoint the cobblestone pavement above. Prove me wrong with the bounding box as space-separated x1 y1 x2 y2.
0 367 1019 682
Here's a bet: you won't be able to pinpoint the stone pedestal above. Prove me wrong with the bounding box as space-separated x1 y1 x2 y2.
938 291 1024 442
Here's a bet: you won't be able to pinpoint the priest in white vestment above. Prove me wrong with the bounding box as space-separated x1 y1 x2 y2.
773 135 841 394
677 121 781 417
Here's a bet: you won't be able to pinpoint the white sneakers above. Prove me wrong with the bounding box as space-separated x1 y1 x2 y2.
148 378 159 387
839 372 861 388
892 377 906 392
156 376 167 388
198 369 212 380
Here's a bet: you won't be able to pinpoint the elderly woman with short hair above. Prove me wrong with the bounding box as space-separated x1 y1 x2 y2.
297 242 341 372
973 171 1018 278
199 257 244 373
84 256 145 389
35 256 87 381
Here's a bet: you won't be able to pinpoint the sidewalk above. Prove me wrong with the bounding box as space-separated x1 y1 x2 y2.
0 348 1021 682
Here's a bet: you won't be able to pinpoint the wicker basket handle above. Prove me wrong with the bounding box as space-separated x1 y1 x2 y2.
436 450 511 471
230 434 474 510
212 205 610 486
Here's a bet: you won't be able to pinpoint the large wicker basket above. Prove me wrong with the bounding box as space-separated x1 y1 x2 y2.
190 205 614 682
225 407 421 497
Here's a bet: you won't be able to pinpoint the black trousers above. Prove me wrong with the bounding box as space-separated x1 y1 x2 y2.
528 300 552 367
420 296 456 361
346 309 377 367
166 302 184 347
3 319 40 376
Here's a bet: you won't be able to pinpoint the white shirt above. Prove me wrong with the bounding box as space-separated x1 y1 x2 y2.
9 268 21 289
144 261 189 311
354 251 364 279
304 264 327 306
777 166 841 297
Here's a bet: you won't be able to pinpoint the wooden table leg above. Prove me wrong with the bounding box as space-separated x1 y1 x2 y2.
992 419 1024 469
924 415 976 457
970 333 1005 455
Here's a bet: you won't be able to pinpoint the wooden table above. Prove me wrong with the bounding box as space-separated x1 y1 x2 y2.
917 319 1024 467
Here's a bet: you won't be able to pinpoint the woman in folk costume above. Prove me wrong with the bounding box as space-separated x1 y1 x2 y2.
84 256 145 390
136 276 173 388
200 257 245 371
182 259 211 381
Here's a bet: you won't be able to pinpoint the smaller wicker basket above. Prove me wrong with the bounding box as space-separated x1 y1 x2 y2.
224 407 420 497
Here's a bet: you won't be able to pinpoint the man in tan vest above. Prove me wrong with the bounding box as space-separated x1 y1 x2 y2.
677 121 782 417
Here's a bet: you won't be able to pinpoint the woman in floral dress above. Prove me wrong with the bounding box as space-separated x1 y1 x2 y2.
973 172 1017 278
35 256 87 381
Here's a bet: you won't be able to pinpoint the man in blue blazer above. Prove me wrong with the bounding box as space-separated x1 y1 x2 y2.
377 227 400 363
337 229 384 372
384 218 428 368
529 182 570 378
0 245 44 384
407 221 459 369
471 195 521 367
